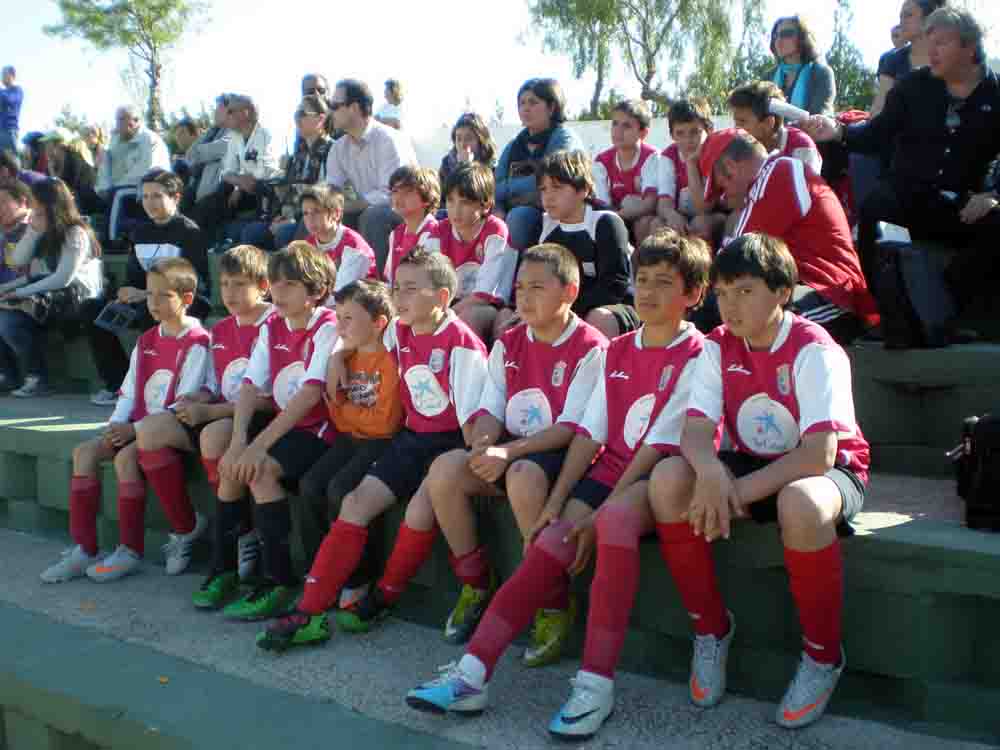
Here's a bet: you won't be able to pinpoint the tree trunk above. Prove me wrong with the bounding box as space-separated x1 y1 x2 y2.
590 47 607 118
146 55 163 133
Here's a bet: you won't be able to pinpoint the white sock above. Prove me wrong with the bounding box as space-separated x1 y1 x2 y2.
577 670 614 694
458 653 487 689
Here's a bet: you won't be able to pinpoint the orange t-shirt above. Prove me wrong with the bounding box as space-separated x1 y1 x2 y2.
329 350 403 439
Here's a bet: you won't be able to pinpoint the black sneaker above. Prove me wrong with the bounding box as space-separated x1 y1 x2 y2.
256 610 331 652
334 586 391 633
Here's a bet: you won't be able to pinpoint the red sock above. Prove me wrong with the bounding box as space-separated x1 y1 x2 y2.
201 456 220 495
69 476 101 556
117 480 147 556
138 447 196 534
656 522 728 638
468 520 574 680
299 520 368 615
581 504 644 679
785 541 843 665
377 524 437 604
449 546 491 591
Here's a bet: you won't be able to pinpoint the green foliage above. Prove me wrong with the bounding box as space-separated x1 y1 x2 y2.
575 88 624 121
53 104 92 136
827 0 874 111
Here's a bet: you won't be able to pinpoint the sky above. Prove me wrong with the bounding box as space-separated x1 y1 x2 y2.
6 0 1000 151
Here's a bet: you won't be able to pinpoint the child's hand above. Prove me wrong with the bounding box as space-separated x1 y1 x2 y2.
457 146 475 164
684 462 743 541
327 351 350 390
117 286 146 304
106 422 135 448
468 444 509 484
219 443 245 483
233 444 268 485
564 512 597 576
175 400 209 427
525 497 565 553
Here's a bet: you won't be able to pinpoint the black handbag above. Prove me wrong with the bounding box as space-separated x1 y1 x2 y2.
950 414 1000 531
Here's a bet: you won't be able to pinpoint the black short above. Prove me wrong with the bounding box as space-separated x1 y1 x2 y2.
179 420 209 452
717 451 866 537
494 449 567 494
366 428 465 503
569 476 614 510
179 410 271 454
267 427 332 488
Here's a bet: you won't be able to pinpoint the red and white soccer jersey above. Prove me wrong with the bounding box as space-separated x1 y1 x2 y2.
384 214 441 286
111 319 212 424
731 156 879 327
207 306 274 404
437 215 516 304
657 143 695 216
686 312 870 483
244 307 339 439
476 315 608 438
592 144 660 210
578 325 704 487
308 225 378 291
385 310 488 433
773 126 823 175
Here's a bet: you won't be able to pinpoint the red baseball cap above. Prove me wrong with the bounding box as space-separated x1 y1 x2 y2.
698 127 746 204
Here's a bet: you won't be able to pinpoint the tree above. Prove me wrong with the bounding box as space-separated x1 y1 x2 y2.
53 104 92 137
44 0 205 131
826 0 875 111
575 88 624 121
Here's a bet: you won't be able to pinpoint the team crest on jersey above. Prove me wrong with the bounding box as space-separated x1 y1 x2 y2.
428 348 446 374
143 369 173 413
221 357 249 403
735 393 798 456
623 393 656 450
552 360 567 387
404 365 449 416
776 364 791 396
505 388 554 437
658 365 674 392
273 362 305 409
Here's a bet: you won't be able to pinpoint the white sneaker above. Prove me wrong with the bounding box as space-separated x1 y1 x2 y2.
90 389 119 406
12 375 53 398
548 671 614 739
40 545 98 583
86 545 142 582
406 661 488 714
689 611 735 707
339 582 371 609
776 648 845 728
163 512 208 575
237 528 260 580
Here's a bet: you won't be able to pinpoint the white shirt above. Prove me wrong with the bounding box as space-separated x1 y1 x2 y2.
325 119 417 206
222 123 278 181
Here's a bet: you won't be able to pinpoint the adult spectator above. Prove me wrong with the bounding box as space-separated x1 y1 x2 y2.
495 77 584 249
302 73 330 99
699 128 878 342
803 8 1000 313
0 149 47 188
219 94 278 244
891 24 906 50
0 66 23 155
0 178 32 285
728 81 823 174
39 128 100 214
376 79 404 130
325 78 416 267
872 1 947 116
81 125 108 170
0 178 103 397
95 105 170 244
183 94 233 227
170 117 202 184
769 15 836 115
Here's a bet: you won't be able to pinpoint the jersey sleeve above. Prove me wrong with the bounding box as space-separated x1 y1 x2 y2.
556 346 605 429
175 342 211 399
640 152 660 197
592 160 612 206
794 146 823 176
473 339 508 424
576 357 609 443
110 347 139 424
658 153 678 199
334 245 374 292
793 342 858 437
685 339 723 424
382 318 398 352
737 160 809 239
244 323 272 395
577 213 632 314
203 345 221 398
644 359 697 453
472 231 517 305
303 322 340 386
450 341 489 428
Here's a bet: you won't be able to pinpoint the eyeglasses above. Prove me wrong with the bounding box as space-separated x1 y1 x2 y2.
777 27 799 39
304 87 327 95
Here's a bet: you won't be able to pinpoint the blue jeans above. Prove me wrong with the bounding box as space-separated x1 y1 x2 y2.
506 206 543 250
238 221 275 251
0 308 45 382
0 129 18 155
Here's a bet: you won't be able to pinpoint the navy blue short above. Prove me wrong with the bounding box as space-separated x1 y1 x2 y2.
494 449 567 493
569 476 614 510
366 428 465 503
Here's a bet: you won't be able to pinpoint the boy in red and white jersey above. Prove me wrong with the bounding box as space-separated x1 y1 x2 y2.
654 99 714 236
41 257 212 584
728 81 822 174
384 166 441 285
650 233 869 729
301 185 378 292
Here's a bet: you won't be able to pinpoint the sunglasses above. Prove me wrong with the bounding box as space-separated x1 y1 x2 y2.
777 27 799 39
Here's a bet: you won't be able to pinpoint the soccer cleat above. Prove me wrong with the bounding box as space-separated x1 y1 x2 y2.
548 672 615 739
85 545 142 582
406 662 488 715
335 585 391 633
12 376 53 398
775 648 845 728
40 545 98 584
689 611 736 708
523 595 578 668
443 572 496 644
90 389 119 407
237 528 260 581
222 582 297 621
162 512 207 575
191 570 240 610
256 610 331 652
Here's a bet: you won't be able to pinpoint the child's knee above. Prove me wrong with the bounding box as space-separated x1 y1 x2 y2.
649 456 694 514
595 503 643 549
777 482 835 534
506 459 545 498
427 449 466 493
533 519 575 568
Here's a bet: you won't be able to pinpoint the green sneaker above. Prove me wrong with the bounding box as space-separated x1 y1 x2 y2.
222 582 297 621
335 586 391 633
523 594 578 668
192 571 240 610
256 611 331 652
443 572 496 645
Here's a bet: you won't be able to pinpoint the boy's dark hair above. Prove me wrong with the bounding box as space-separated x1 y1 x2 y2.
0 178 32 205
299 184 345 214
396 247 458 302
334 279 395 321
710 233 798 292
218 244 269 286
444 162 495 209
149 256 199 296
612 99 652 130
728 81 784 123
140 168 184 197
536 150 595 198
269 241 336 299
636 228 712 296
520 242 581 287
337 78 374 117
517 78 567 124
667 98 714 135
389 165 441 211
